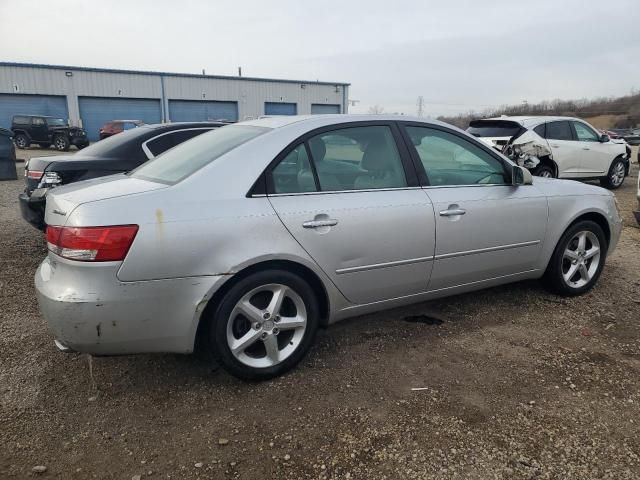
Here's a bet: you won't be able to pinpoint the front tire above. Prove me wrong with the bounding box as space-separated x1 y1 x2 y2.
53 135 70 151
600 158 625 189
542 220 607 296
207 270 319 380
14 134 29 149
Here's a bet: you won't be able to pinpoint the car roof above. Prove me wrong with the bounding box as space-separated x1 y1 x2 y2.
483 115 585 128
109 119 143 123
13 114 63 119
238 114 456 130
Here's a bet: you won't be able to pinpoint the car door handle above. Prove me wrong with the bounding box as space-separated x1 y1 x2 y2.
439 208 466 217
302 219 338 228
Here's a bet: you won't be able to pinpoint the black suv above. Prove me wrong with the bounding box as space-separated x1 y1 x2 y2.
12 115 90 151
19 122 223 230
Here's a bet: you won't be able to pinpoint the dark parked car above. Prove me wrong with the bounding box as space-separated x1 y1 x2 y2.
99 120 145 140
0 127 17 180
623 128 640 146
19 122 224 230
12 115 89 151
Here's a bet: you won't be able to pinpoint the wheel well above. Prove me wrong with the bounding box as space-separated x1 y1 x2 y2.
538 156 558 177
194 260 331 351
569 212 611 248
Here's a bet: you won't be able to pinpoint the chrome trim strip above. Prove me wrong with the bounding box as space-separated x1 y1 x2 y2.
336 255 434 275
434 240 540 260
266 186 424 198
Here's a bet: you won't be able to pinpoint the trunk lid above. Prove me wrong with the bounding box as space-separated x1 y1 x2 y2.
44 174 167 226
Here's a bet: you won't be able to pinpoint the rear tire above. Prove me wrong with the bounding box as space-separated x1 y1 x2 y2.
206 269 319 380
541 220 607 296
53 135 70 151
14 134 29 149
534 164 555 178
600 158 625 189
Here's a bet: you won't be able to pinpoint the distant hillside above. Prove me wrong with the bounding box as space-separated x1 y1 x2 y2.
437 92 640 130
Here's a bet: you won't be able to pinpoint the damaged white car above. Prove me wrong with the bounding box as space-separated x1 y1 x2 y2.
467 116 630 189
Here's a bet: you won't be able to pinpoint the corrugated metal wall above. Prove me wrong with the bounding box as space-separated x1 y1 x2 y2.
0 64 349 128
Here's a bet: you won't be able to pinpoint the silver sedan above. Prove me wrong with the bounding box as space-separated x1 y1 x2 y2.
36 115 622 379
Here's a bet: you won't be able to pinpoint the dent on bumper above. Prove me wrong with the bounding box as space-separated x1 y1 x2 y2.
35 256 226 355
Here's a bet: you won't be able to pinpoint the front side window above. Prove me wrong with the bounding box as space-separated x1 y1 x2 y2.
45 118 67 127
545 121 573 141
405 126 508 186
131 125 267 184
269 125 407 193
572 121 599 142
32 118 45 126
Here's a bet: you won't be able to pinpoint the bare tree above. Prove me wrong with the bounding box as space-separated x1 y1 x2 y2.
367 105 385 115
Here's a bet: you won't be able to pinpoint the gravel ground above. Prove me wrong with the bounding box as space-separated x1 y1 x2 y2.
1 147 639 479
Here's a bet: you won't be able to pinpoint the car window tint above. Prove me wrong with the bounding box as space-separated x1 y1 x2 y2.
13 116 29 124
572 122 599 142
545 121 573 141
32 118 45 126
533 124 545 137
131 125 268 184
405 126 508 186
272 143 317 193
145 129 212 157
306 126 407 191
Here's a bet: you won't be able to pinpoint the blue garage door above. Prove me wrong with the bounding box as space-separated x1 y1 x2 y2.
265 102 297 115
311 104 341 114
169 100 238 122
79 97 162 141
0 94 68 129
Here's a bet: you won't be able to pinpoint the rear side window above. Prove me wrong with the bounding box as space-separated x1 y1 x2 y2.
533 124 545 137
545 121 573 141
144 129 212 157
268 125 407 193
13 116 29 125
132 125 267 184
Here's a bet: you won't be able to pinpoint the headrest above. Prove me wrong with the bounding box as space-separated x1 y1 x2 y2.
361 138 390 171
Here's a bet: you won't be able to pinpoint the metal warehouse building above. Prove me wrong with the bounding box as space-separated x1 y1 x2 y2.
0 62 350 140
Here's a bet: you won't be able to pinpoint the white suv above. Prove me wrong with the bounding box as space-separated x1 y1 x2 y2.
468 116 630 189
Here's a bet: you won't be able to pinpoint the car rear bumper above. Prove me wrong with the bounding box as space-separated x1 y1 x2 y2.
35 255 226 355
18 190 46 230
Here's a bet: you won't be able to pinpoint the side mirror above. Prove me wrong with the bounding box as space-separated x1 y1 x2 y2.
512 165 533 186
600 134 610 143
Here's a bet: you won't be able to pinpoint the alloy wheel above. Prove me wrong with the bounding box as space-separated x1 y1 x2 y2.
15 136 27 148
54 137 67 150
610 162 625 187
226 283 307 368
561 230 601 289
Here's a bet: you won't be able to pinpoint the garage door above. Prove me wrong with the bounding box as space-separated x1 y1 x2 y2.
79 97 162 141
0 94 68 129
265 102 297 115
311 104 341 114
169 100 238 122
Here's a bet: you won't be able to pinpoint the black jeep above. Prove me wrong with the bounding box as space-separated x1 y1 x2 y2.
11 115 90 151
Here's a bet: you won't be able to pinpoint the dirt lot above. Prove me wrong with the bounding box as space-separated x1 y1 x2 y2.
1 148 639 479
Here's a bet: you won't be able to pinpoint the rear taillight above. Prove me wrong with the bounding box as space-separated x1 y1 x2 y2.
46 225 139 262
27 170 44 179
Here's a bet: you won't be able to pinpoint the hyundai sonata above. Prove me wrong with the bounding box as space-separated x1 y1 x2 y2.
36 115 622 379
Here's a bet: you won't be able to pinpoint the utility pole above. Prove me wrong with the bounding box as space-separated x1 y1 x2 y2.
417 96 425 117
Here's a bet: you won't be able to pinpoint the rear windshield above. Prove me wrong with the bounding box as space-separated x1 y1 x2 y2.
75 126 151 157
467 120 522 138
131 125 268 184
